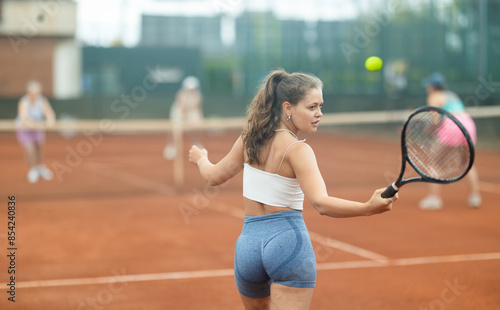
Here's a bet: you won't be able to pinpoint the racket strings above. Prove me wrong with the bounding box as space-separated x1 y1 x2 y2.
405 111 471 181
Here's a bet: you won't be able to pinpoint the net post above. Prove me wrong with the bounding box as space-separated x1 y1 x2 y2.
173 123 184 187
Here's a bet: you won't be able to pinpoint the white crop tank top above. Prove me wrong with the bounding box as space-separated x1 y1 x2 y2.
15 95 45 126
243 130 305 210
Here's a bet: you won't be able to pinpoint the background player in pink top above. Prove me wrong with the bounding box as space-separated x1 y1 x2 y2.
419 73 481 209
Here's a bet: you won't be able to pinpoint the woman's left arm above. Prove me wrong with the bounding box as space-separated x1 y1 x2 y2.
42 98 56 127
189 135 244 186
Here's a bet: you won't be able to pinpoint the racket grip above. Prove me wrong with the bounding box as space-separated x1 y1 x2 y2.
381 183 399 198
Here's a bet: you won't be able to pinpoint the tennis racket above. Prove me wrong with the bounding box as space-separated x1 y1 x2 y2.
381 106 475 198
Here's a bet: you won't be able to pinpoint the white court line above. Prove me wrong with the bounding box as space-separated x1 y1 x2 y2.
316 252 500 270
7 252 500 289
308 231 388 263
13 269 235 289
388 252 500 266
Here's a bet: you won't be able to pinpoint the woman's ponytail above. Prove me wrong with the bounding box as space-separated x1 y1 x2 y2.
242 69 322 164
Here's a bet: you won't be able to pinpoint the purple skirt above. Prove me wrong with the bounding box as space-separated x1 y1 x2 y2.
16 129 45 147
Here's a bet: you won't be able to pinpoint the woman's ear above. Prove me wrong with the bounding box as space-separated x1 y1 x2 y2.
282 101 292 115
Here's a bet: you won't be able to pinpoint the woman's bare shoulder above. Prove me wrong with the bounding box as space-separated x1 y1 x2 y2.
287 139 314 158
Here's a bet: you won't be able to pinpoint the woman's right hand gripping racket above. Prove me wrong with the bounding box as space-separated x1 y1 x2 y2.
382 106 475 199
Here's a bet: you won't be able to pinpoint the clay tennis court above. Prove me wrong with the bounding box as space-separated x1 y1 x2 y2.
1 126 499 309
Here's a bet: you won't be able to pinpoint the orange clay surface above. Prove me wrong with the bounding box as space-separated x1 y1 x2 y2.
0 129 499 310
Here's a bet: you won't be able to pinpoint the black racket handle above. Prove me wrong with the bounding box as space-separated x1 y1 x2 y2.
381 183 399 198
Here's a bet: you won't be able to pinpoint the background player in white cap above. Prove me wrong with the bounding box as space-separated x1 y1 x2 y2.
164 76 204 160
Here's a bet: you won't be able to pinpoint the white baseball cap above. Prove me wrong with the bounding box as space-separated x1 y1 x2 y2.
182 76 200 89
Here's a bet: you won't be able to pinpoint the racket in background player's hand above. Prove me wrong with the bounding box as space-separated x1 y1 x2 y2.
382 106 475 198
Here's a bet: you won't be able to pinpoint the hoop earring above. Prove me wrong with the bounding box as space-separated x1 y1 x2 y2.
286 115 291 121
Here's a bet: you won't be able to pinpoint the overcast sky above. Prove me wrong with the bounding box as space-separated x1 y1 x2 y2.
75 0 455 47
75 0 371 46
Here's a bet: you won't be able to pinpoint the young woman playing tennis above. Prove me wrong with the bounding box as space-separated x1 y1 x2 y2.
189 70 395 310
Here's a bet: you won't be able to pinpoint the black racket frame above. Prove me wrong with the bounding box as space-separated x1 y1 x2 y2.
381 106 475 198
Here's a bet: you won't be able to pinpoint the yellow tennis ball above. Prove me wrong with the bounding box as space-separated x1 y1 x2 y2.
365 56 383 71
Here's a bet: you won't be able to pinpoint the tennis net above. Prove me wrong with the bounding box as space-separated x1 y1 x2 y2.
1 106 499 187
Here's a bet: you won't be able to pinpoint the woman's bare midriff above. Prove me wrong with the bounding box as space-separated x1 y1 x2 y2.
243 197 300 216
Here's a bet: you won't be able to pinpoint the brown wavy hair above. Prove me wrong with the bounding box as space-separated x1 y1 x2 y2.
242 69 322 164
